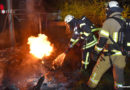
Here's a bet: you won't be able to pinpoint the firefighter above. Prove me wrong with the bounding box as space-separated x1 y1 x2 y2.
64 15 98 70
87 1 126 90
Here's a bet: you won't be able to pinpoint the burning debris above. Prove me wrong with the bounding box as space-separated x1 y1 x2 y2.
52 52 66 69
0 0 83 89
0 33 82 90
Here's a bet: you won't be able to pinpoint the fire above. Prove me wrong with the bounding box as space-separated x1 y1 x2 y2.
27 34 53 59
52 52 66 69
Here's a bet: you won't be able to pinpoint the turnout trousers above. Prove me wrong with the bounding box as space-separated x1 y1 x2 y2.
81 47 94 70
87 55 126 90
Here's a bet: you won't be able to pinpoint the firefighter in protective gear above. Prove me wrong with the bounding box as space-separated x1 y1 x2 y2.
64 15 98 70
87 1 126 90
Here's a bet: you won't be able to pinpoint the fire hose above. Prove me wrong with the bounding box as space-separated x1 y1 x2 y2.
33 75 44 90
52 28 101 70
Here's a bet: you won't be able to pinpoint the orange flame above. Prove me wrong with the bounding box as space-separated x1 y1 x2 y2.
27 34 53 59
52 52 66 69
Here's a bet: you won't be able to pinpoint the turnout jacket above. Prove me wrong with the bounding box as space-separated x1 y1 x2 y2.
69 16 98 50
95 12 125 55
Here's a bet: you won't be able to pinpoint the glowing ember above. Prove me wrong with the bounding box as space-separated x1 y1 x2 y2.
28 34 53 59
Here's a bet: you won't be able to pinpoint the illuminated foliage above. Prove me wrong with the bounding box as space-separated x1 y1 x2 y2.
122 5 130 18
60 0 129 26
60 1 86 18
60 0 106 26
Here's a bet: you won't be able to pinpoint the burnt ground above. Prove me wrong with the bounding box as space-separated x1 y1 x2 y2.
0 22 130 90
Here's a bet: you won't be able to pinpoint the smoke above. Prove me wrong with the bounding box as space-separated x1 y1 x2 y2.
0 0 81 89
26 0 35 20
0 30 12 49
1 1 48 88
14 0 46 45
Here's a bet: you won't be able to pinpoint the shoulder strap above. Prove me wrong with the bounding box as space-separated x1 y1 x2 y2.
108 17 126 31
109 35 124 54
107 17 126 55
126 19 130 28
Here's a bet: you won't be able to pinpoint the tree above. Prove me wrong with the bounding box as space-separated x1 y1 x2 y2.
60 0 129 26
60 0 106 26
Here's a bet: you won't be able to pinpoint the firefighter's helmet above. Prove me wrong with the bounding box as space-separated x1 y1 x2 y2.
105 1 123 16
64 15 74 23
107 1 119 9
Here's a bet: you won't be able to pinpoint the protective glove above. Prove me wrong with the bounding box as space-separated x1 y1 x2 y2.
69 44 73 48
65 44 73 54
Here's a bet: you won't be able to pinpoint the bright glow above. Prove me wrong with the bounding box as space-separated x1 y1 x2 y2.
1 10 5 14
28 34 53 59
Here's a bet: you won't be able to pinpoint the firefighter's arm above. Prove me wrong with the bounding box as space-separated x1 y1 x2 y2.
92 37 108 61
70 38 80 48
95 37 108 53
69 33 80 47
93 20 110 61
65 34 80 53
95 19 110 52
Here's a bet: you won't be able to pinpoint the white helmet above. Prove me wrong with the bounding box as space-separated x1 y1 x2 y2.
64 15 74 23
107 1 119 8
